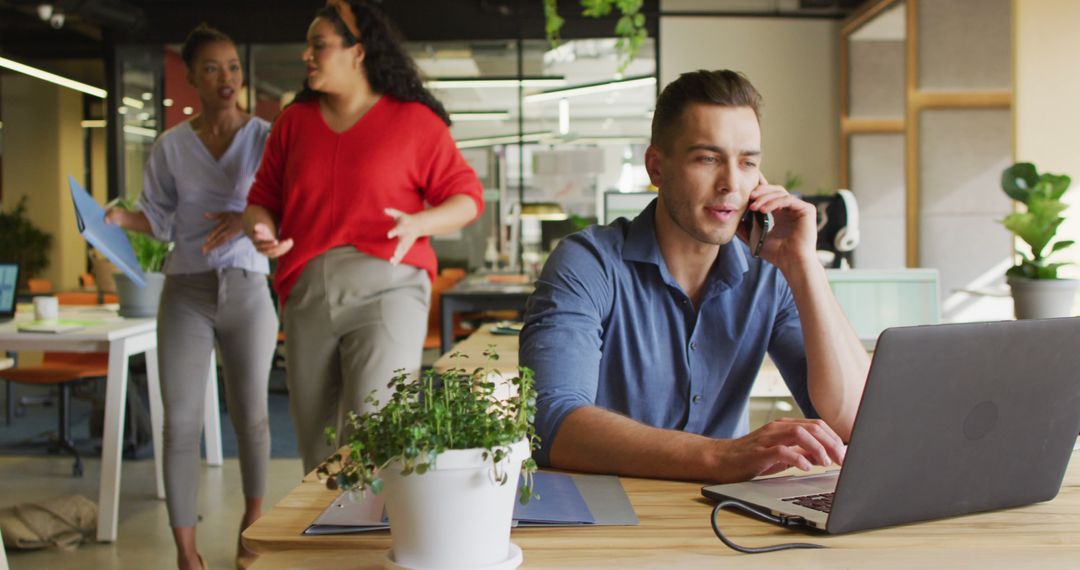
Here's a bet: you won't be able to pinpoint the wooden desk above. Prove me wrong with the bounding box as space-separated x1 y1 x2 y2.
244 450 1080 568
439 277 533 354
0 305 222 541
432 324 792 400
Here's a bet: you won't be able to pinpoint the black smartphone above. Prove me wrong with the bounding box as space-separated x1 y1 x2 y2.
742 210 773 257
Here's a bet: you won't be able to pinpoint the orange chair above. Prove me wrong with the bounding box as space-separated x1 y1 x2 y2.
1 353 108 477
27 278 52 293
424 269 470 350
79 273 96 289
1 291 111 476
55 291 119 305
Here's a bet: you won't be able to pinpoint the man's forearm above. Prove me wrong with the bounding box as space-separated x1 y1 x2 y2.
779 257 869 441
548 406 728 482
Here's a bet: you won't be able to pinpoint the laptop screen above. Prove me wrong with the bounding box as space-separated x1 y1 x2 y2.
0 263 19 317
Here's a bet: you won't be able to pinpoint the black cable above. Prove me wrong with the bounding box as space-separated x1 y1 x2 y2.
711 500 826 554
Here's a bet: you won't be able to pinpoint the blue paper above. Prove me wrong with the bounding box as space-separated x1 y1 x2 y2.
68 176 146 287
513 471 596 524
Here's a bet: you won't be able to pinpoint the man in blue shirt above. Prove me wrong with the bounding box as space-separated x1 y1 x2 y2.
520 70 869 483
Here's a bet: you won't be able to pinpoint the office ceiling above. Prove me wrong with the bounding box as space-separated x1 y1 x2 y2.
0 0 871 61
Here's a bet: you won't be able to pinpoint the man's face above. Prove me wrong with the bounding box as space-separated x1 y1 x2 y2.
646 104 762 246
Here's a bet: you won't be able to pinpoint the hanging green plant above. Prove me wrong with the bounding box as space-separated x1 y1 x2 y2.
543 0 647 73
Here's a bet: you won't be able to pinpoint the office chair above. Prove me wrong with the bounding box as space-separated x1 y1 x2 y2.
1 352 108 477
1 294 112 477
801 189 860 269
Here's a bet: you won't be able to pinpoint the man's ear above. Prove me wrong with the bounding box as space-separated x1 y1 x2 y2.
644 144 664 187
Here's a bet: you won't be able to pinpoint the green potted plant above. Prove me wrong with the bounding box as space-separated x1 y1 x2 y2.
0 196 53 288
1000 162 1078 319
319 351 538 570
107 198 170 318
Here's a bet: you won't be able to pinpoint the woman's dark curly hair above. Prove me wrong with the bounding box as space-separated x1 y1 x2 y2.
292 0 450 125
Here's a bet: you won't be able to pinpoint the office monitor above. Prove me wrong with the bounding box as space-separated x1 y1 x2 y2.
603 191 657 225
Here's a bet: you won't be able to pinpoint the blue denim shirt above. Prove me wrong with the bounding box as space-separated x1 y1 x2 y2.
521 200 816 466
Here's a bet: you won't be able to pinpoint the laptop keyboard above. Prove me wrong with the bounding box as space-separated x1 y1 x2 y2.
782 492 834 513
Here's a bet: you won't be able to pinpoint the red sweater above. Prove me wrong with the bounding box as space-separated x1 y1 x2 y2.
247 97 483 305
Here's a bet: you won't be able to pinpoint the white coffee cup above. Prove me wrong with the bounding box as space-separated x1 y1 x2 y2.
33 296 59 322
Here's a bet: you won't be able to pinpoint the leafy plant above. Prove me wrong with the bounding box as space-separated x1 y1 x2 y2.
318 348 539 505
1000 163 1074 280
0 196 53 287
543 0 647 73
108 198 170 273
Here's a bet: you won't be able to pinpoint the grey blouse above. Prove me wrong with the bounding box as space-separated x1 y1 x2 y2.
138 118 271 275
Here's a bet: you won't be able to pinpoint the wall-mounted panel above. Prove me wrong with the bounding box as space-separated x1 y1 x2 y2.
918 0 1011 90
850 133 906 268
849 40 905 118
919 108 1012 303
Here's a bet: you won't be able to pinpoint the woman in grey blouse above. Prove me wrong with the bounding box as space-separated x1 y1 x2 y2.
105 24 276 570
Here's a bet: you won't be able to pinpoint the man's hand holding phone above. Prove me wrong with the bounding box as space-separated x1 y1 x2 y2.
740 173 818 271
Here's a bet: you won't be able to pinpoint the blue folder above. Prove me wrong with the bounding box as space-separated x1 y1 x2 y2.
68 176 146 287
304 471 615 535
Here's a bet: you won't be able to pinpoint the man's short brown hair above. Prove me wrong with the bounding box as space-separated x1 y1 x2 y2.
650 70 762 151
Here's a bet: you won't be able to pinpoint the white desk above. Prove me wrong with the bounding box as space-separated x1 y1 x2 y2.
0 305 222 542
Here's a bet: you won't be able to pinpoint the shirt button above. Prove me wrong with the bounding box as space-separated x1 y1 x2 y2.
692 395 702 404
689 342 698 351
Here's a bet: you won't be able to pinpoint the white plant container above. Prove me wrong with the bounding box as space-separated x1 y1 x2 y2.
1008 276 1079 319
381 438 529 570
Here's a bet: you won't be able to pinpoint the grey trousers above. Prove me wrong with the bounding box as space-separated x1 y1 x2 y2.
158 269 278 528
283 247 431 474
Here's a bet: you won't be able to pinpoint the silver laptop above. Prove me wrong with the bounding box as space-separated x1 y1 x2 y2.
703 318 1080 534
0 262 18 323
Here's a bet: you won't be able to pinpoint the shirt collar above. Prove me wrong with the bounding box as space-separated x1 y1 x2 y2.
621 198 749 294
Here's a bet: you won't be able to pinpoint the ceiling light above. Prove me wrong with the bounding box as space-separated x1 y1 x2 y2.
163 98 174 107
81 120 107 128
0 56 106 98
122 97 144 109
427 77 566 89
124 125 157 139
182 106 194 116
524 76 656 104
449 111 510 122
456 131 554 149
558 99 570 135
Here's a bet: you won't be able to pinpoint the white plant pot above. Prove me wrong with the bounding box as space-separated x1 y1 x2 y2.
114 272 165 318
381 439 529 570
1008 276 1079 320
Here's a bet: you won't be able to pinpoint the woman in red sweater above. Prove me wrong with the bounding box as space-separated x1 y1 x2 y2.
243 0 483 473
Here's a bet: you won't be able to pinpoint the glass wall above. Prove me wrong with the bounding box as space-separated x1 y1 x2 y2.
119 37 657 272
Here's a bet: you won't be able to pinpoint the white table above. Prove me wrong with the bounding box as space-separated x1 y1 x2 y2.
0 306 222 541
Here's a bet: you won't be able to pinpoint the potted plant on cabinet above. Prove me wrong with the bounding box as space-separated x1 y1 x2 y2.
0 196 52 289
1000 162 1078 319
107 199 170 318
318 351 538 570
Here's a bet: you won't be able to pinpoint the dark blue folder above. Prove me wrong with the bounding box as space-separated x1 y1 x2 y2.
68 176 146 287
305 471 603 535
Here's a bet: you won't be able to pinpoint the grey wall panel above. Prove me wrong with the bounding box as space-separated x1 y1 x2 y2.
849 40 905 119
918 0 1011 90
919 109 1012 216
919 109 1012 303
850 133 906 269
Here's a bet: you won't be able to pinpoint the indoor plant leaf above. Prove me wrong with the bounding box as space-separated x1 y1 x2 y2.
1001 162 1038 203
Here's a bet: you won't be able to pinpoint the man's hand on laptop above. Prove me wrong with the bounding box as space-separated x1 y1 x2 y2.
716 418 847 482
